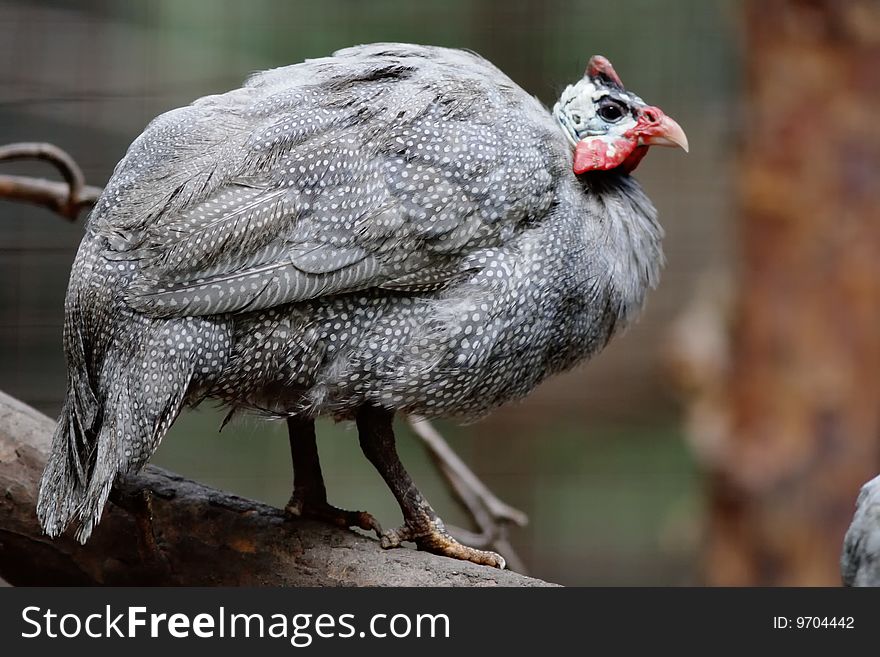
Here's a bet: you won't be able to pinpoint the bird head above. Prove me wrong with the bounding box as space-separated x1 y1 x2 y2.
554 55 688 175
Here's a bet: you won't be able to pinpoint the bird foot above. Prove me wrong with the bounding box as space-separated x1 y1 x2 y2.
406 416 528 571
381 517 506 569
284 496 383 538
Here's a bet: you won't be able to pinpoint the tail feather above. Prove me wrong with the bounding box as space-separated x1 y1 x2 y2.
73 405 121 543
37 399 86 538
37 333 195 543
38 276 105 537
38 233 227 541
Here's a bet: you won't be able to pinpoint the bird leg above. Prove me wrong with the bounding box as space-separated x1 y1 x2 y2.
284 416 382 537
356 405 506 569
407 415 529 573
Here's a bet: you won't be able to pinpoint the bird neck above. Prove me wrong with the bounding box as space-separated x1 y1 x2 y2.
581 172 665 327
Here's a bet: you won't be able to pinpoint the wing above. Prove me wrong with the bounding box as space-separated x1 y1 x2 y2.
98 44 564 317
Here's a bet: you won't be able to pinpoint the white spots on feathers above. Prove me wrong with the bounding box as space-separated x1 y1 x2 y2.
88 42 662 426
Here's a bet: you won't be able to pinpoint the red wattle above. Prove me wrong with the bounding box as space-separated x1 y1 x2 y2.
619 145 649 174
573 137 638 174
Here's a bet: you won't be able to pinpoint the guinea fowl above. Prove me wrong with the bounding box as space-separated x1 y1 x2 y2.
37 43 687 568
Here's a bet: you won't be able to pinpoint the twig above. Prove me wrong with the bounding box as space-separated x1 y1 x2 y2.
0 142 101 220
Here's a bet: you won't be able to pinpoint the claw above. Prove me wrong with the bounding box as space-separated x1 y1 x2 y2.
381 517 506 569
284 497 383 539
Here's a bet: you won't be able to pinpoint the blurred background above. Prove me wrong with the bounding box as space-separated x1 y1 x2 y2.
0 0 876 586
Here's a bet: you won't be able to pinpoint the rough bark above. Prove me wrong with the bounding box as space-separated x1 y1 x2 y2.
703 0 880 585
0 390 554 587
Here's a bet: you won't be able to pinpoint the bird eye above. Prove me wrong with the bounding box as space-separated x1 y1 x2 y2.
597 99 626 122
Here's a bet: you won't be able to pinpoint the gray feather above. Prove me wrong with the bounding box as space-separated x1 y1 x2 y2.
38 42 665 543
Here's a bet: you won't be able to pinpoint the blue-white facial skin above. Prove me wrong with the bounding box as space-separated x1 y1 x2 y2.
553 77 646 148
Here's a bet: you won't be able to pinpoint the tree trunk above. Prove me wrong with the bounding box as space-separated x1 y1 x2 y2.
0 390 553 587
704 0 880 585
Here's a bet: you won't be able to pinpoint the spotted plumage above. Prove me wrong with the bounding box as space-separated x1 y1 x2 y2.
38 44 681 551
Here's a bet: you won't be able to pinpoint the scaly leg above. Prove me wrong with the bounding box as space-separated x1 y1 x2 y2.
284 416 381 537
407 415 528 573
356 405 505 569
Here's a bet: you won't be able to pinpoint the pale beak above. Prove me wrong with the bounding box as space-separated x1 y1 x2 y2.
636 106 689 153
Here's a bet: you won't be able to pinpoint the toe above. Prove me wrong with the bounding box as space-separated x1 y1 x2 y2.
475 550 506 569
379 526 410 549
284 499 304 518
379 518 507 569
285 499 382 536
421 539 506 569
350 511 383 537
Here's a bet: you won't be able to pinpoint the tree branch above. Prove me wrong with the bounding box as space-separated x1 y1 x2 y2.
0 390 555 587
0 142 101 220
